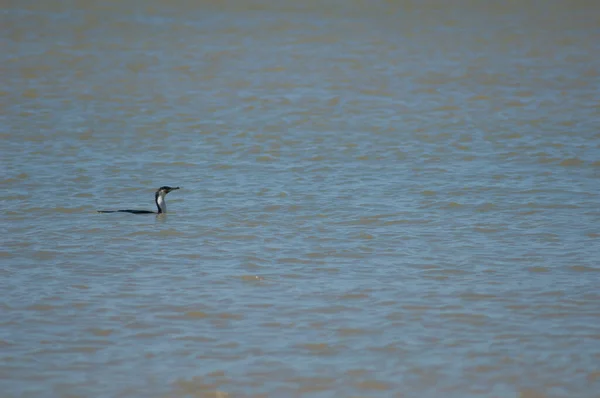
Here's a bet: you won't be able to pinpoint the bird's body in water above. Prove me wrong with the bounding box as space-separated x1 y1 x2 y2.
98 186 180 214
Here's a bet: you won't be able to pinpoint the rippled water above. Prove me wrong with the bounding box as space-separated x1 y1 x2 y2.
2 1 600 397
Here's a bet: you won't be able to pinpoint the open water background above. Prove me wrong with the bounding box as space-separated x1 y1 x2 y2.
2 1 600 397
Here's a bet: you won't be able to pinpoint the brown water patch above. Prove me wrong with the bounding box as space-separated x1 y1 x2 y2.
242 262 269 270
440 312 490 326
475 202 496 212
297 343 338 355
175 336 217 343
262 322 294 328
124 321 152 329
357 232 374 239
26 304 58 311
32 250 58 260
277 257 311 264
385 312 404 321
236 275 266 283
560 157 585 167
185 311 209 319
435 268 468 276
70 346 101 354
133 331 174 339
170 376 229 398
290 376 336 392
505 100 525 107
54 206 94 213
401 304 432 311
280 273 305 279
528 266 550 273
518 389 549 398
88 328 113 337
383 218 432 226
568 265 599 272
587 371 600 383
355 379 392 391
216 342 239 349
310 305 357 314
459 293 499 301
340 293 369 300
216 312 244 320
337 328 372 336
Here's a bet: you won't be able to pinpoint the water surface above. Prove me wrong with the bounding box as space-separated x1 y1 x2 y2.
2 1 600 397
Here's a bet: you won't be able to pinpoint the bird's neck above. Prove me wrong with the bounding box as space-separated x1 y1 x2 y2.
155 193 166 213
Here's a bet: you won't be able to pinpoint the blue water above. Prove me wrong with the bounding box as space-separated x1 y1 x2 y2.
2 1 600 397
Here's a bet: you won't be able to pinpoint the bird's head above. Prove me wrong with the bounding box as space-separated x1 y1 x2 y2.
156 186 180 197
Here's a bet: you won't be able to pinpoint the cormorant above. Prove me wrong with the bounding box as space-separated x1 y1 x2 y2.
98 186 180 214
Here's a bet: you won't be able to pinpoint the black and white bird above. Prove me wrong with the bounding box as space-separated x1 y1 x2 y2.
98 186 180 214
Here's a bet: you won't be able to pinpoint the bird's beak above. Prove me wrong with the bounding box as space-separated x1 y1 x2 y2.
169 187 180 192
